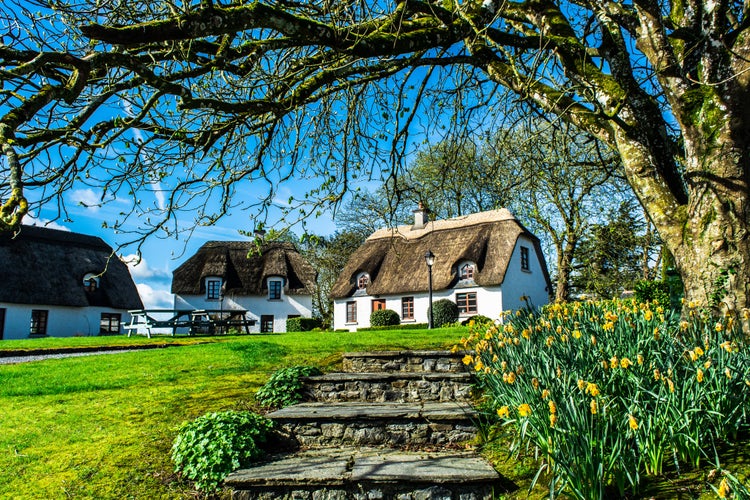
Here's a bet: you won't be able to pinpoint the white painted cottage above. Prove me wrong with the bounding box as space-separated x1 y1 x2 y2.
331 208 551 331
0 225 143 340
171 241 316 333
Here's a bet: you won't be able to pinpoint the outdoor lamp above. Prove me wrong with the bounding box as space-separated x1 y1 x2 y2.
425 250 435 329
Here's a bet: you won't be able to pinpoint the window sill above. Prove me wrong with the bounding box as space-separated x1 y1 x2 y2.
345 322 358 326
267 298 283 302
521 268 532 274
401 319 416 323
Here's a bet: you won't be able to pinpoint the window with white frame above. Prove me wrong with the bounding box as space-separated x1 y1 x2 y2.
206 278 222 300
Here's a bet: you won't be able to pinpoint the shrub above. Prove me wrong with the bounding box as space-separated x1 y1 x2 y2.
461 314 493 327
634 280 670 306
431 299 458 327
357 323 429 332
463 300 750 499
370 309 400 327
286 317 323 332
255 365 322 408
171 410 273 493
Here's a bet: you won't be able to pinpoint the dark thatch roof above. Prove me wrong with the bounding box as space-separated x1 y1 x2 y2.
331 209 551 299
0 225 144 309
171 241 316 296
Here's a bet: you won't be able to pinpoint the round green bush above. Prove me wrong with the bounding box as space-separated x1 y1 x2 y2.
431 299 459 327
255 365 322 408
461 314 493 326
634 280 670 306
171 410 274 492
370 309 401 327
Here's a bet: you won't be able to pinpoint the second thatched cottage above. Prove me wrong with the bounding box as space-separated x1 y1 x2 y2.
331 207 551 331
171 240 316 333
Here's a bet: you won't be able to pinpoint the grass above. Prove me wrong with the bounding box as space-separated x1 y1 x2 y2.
0 328 462 499
2 325 748 499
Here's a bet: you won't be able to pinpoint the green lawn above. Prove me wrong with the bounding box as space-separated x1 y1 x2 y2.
0 329 463 499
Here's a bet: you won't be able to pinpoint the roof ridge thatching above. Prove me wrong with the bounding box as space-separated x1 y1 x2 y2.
331 208 551 299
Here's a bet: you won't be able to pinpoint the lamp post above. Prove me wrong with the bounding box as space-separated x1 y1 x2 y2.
425 250 435 329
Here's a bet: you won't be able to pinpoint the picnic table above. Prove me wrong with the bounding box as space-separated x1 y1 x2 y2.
123 309 256 338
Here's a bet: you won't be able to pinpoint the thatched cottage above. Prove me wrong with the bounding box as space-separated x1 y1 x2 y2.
171 241 316 333
331 207 551 331
0 225 143 340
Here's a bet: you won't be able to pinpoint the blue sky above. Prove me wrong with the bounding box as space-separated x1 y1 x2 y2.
26 183 339 309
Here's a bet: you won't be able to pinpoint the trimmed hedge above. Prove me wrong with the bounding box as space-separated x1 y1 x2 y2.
286 317 323 332
370 309 400 327
357 323 429 332
431 299 459 327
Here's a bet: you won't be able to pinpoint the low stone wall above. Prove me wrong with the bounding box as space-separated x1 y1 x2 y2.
342 351 469 374
278 420 477 448
303 373 473 403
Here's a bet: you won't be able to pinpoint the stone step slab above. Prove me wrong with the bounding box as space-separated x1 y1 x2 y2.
302 372 473 403
266 402 477 448
342 350 468 374
225 448 504 500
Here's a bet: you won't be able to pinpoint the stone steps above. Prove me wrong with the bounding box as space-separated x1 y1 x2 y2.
225 448 501 500
302 372 473 403
342 350 468 374
267 401 477 448
228 350 505 499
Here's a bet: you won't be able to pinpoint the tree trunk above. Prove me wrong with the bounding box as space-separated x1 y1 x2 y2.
555 237 576 302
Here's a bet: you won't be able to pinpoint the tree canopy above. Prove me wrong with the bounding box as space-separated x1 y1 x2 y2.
1 0 749 314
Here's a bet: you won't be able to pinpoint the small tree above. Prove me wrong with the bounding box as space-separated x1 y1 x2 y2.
431 299 459 328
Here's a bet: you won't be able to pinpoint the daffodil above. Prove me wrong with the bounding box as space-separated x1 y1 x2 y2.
549 413 558 428
718 478 730 498
518 404 532 417
628 415 638 430
541 389 551 400
549 401 557 414
697 368 704 383
462 354 473 365
586 382 600 397
497 406 509 418
637 354 644 365
590 399 598 415
620 357 633 369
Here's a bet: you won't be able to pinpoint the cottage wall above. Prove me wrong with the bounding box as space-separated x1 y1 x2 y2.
501 236 551 312
0 303 135 339
173 293 313 333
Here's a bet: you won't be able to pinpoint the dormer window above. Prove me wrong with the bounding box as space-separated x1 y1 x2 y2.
206 277 223 300
357 273 370 290
268 278 283 300
459 262 475 281
83 273 100 292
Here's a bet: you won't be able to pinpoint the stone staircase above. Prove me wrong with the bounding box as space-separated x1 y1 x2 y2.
225 350 505 499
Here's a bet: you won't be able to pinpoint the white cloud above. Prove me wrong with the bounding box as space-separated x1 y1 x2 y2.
70 188 102 211
123 254 171 281
136 282 174 309
23 213 71 231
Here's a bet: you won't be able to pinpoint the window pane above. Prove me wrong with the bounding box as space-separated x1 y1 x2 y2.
521 247 530 271
100 313 122 334
456 293 477 315
207 279 222 299
346 301 357 323
401 297 414 320
269 280 282 300
30 310 48 335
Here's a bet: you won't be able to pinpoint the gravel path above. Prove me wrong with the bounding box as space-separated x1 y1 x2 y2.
0 349 143 365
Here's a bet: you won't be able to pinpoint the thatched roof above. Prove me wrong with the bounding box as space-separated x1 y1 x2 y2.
0 225 143 309
171 241 316 296
331 209 551 299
